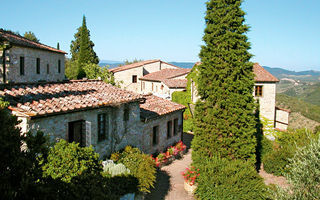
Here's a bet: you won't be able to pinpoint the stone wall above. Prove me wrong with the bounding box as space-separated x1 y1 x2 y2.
275 108 289 130
0 46 65 83
19 102 142 158
255 82 276 122
141 111 183 154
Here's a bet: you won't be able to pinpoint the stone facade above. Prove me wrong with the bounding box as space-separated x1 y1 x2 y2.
254 82 276 122
275 107 290 130
0 46 65 83
19 102 142 158
141 111 183 154
112 61 179 93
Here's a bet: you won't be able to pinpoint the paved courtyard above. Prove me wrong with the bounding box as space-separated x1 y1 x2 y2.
145 133 195 200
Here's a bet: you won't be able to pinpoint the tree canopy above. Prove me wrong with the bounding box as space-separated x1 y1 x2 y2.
192 0 257 165
23 31 40 42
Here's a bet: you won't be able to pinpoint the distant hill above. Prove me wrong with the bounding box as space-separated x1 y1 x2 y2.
99 61 196 69
263 66 320 82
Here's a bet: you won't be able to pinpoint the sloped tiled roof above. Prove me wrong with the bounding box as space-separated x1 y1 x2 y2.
140 94 185 120
162 79 188 88
253 63 279 82
0 29 67 54
0 80 143 117
140 68 191 81
194 62 279 83
109 60 160 73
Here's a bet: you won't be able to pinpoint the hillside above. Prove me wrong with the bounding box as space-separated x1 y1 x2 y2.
264 66 320 82
276 94 320 130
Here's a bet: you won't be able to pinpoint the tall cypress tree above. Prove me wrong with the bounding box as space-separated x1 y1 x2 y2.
192 0 257 164
70 15 99 79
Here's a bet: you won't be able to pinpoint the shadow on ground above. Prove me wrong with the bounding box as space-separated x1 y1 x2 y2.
145 169 170 200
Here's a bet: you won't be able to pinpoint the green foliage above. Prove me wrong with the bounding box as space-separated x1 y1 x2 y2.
195 157 270 200
23 31 40 42
83 63 115 84
0 99 49 199
103 162 130 177
65 59 79 80
276 136 320 199
276 93 320 123
192 0 257 165
263 129 318 176
70 15 99 79
118 59 143 66
42 140 101 183
172 90 193 132
314 125 320 134
116 146 156 193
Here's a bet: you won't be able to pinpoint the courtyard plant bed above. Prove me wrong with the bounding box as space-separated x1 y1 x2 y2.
182 166 200 194
152 141 187 168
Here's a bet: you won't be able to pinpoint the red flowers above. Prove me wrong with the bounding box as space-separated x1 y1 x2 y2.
152 141 187 167
181 166 200 186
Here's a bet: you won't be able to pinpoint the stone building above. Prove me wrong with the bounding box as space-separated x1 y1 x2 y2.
0 29 66 83
139 68 191 99
140 94 185 154
109 59 181 93
1 80 185 157
189 63 290 130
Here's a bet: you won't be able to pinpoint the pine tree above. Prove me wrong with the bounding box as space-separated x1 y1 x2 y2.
70 15 99 79
24 31 40 42
57 42 60 50
192 0 257 165
70 15 99 64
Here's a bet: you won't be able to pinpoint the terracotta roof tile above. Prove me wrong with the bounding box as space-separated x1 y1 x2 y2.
0 29 67 54
194 62 279 83
109 60 160 73
162 79 188 88
139 68 191 81
140 94 185 120
253 63 279 82
1 80 142 117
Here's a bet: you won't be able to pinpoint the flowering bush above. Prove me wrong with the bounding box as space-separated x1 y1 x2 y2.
181 166 200 186
175 141 186 152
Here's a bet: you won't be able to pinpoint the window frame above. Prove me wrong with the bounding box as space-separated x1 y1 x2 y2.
152 125 159 146
20 56 25 76
98 113 108 142
173 118 178 136
132 75 137 83
167 120 172 139
36 58 40 74
255 85 263 97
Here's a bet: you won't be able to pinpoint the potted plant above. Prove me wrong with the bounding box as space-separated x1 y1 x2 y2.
181 166 200 194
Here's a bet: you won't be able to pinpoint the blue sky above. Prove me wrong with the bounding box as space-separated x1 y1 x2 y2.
1 0 319 71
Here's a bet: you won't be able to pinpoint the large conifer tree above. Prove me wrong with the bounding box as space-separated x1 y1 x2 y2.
70 15 99 79
192 0 257 164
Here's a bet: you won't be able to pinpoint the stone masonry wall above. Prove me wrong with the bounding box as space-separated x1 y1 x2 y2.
0 46 65 83
20 102 142 158
255 82 276 122
141 111 183 154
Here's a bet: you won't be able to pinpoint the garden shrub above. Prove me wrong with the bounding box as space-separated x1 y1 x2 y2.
276 136 320 199
42 140 102 182
195 157 270 200
115 146 156 193
263 129 319 176
103 162 130 177
172 91 193 132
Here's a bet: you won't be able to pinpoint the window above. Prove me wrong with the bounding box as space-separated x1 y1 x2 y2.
255 85 263 97
152 83 154 91
36 58 40 74
58 60 61 73
47 64 50 74
132 75 137 83
98 113 108 141
68 120 85 147
141 81 145 91
174 118 178 136
167 121 172 139
152 126 159 146
20 57 24 75
124 106 129 121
